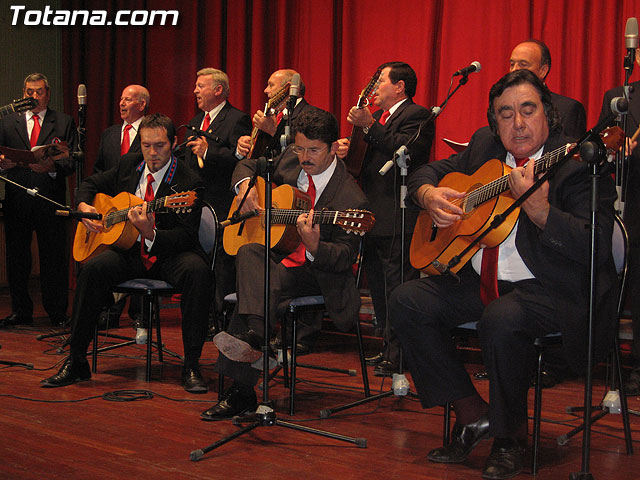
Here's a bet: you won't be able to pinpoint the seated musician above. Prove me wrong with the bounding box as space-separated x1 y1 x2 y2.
390 70 617 479
41 114 212 394
201 106 369 420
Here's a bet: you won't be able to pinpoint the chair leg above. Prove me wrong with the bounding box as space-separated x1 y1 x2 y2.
355 319 370 397
443 403 451 445
145 295 154 382
613 337 634 454
289 312 298 416
531 346 544 475
280 316 290 389
92 324 98 373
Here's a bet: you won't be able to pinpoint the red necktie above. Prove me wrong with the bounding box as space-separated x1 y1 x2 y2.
121 124 133 156
30 114 41 148
282 175 316 268
276 111 284 124
479 156 529 305
202 113 211 131
379 110 390 126
141 173 157 269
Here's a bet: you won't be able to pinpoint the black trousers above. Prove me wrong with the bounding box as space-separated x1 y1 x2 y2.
390 265 561 438
363 232 419 363
69 245 211 365
4 199 68 319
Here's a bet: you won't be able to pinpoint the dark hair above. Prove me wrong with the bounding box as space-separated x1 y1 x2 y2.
524 39 552 75
487 69 561 136
139 113 176 142
380 61 417 98
23 72 50 91
292 106 338 148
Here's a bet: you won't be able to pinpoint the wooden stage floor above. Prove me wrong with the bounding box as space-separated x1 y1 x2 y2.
0 291 639 479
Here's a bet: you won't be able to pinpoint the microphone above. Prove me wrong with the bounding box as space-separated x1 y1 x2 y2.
220 209 260 227
379 145 410 175
183 125 220 143
610 96 629 115
625 17 638 50
289 73 301 103
77 84 87 108
452 61 482 77
55 209 102 220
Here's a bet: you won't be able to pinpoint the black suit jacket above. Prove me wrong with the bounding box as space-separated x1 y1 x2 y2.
94 123 142 174
550 91 586 139
183 102 251 218
0 109 77 207
77 153 205 261
232 149 369 330
600 81 640 245
361 98 434 236
408 127 618 372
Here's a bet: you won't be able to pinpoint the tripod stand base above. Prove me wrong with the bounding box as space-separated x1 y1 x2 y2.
190 402 366 461
0 359 33 369
569 473 594 480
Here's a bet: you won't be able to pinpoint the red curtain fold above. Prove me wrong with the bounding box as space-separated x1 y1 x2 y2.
62 0 640 175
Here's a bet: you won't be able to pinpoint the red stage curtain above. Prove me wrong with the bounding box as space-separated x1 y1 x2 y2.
62 0 640 175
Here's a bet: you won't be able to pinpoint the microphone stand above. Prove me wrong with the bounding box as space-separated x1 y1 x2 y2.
190 155 366 461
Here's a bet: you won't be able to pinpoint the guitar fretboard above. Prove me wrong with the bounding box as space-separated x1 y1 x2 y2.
104 197 169 227
465 144 570 210
268 209 341 225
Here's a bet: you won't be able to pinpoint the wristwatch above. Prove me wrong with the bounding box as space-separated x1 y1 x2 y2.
362 120 375 134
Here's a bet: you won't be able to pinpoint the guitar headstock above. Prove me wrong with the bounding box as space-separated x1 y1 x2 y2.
1 97 39 116
336 209 375 235
164 191 197 214
601 126 624 154
266 81 291 116
357 67 383 108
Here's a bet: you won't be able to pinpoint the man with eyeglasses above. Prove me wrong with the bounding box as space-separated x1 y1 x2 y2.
201 106 369 420
344 61 434 377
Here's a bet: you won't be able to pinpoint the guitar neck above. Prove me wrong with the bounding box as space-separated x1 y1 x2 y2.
467 144 570 208
269 209 341 225
104 196 169 227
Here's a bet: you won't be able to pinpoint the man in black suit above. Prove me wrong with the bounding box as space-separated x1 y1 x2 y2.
200 107 369 420
346 62 434 376
0 73 77 328
40 114 211 393
509 39 586 139
94 84 150 338
94 84 150 173
600 49 640 395
391 70 617 479
185 67 251 322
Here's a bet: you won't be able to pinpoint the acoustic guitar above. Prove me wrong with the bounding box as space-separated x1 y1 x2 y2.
410 126 624 276
0 97 38 117
247 81 291 159
343 68 382 178
73 190 197 263
223 177 375 255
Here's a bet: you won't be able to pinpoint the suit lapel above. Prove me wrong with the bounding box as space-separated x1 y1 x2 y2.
37 110 55 145
384 98 413 128
14 114 30 149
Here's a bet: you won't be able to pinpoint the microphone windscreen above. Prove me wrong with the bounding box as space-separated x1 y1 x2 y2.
625 17 639 49
77 84 87 105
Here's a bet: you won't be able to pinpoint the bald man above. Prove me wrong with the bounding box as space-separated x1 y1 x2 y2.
508 40 586 139
94 84 150 173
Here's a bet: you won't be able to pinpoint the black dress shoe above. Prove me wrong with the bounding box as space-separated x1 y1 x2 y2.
365 352 384 366
482 438 525 479
0 313 33 328
213 330 263 363
428 414 490 463
182 364 209 393
200 386 258 421
41 356 91 387
373 360 399 377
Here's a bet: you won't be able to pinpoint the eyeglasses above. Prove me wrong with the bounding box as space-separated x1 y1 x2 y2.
291 145 327 157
